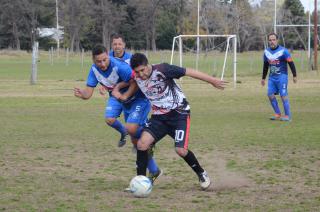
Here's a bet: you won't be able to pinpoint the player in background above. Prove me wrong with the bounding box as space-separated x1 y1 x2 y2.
74 45 161 183
109 34 132 64
261 33 297 121
114 52 227 190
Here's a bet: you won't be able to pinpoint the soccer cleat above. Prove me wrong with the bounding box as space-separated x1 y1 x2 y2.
148 169 163 184
280 115 291 121
124 186 133 193
118 132 128 147
131 144 137 154
270 114 281 120
198 171 211 190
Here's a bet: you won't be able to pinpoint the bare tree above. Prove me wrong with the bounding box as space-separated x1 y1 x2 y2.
0 0 24 49
128 0 166 51
90 0 127 50
61 0 90 52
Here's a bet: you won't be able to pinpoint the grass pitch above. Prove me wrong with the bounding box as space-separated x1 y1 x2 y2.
0 50 319 211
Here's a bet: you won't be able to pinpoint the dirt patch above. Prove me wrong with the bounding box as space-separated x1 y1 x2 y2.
210 157 253 192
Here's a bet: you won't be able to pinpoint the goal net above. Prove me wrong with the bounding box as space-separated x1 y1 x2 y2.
170 34 237 88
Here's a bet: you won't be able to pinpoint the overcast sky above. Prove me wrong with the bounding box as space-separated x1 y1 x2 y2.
250 0 319 12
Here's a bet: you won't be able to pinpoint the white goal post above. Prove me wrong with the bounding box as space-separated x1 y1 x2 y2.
170 34 237 88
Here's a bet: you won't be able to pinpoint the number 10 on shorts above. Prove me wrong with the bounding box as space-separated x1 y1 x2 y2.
175 130 185 142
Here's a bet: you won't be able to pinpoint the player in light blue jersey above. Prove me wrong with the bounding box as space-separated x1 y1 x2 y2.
109 34 132 65
261 33 297 121
97 34 132 147
74 45 161 183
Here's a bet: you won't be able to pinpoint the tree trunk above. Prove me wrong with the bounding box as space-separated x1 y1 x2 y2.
12 22 20 50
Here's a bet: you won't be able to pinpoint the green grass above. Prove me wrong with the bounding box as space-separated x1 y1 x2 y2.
0 50 319 211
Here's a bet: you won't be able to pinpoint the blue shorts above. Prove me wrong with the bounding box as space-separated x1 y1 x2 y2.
105 96 123 119
267 74 288 97
105 97 150 126
123 98 150 126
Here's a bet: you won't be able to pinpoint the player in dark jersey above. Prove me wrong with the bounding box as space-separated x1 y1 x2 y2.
261 33 297 121
114 52 226 190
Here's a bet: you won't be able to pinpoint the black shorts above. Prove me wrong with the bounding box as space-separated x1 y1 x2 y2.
144 110 190 149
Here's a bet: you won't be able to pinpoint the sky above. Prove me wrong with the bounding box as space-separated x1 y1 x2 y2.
250 0 320 12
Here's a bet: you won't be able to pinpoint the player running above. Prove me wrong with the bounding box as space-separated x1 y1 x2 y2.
74 45 161 182
114 52 226 190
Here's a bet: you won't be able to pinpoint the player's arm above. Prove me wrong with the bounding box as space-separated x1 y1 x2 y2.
285 50 297 83
261 61 269 86
185 68 227 90
288 61 297 83
74 86 94 100
112 79 138 101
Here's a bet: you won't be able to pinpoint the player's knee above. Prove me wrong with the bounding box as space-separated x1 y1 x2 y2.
281 96 288 101
175 147 188 157
268 95 275 100
125 125 138 136
105 118 116 126
137 139 149 151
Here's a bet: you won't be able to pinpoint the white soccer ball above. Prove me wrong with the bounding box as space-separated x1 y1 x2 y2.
129 175 152 198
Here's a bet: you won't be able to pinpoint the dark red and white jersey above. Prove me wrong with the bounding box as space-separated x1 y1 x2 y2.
135 63 190 115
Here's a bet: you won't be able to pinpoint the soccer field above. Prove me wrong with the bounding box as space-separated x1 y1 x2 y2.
0 51 319 211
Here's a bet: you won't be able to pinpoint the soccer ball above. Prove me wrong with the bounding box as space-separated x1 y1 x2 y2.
129 175 152 197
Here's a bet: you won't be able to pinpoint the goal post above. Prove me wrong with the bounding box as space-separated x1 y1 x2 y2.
170 34 237 88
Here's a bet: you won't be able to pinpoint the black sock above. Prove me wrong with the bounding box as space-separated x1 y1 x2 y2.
136 150 148 176
182 150 204 175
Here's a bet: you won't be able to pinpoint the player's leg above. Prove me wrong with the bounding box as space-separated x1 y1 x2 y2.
105 96 127 147
267 78 281 120
124 99 161 181
279 74 291 121
136 117 167 176
168 112 211 190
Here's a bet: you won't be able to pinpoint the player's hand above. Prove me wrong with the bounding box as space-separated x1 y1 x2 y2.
74 87 83 98
293 77 297 83
112 89 123 100
211 79 228 90
261 79 265 86
99 86 107 96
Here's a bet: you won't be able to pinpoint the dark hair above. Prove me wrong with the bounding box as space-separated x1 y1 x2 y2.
92 44 107 57
130 53 149 69
268 32 278 39
111 34 125 43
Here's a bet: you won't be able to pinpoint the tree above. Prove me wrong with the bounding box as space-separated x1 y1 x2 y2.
279 0 308 49
0 0 24 49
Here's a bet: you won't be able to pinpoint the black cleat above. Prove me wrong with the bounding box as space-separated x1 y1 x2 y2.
118 132 128 147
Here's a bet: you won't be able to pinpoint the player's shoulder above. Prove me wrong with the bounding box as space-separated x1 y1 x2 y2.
89 64 99 72
110 57 131 72
124 51 132 58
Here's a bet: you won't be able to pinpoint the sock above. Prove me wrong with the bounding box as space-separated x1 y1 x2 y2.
182 150 204 175
269 97 281 115
136 150 148 176
108 120 127 135
282 98 291 117
133 126 143 139
147 157 159 174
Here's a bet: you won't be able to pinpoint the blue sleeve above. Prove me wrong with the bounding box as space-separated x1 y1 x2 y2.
86 66 98 87
283 48 292 61
117 62 133 83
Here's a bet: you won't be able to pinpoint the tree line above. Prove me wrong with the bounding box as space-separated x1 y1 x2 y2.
0 0 317 52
